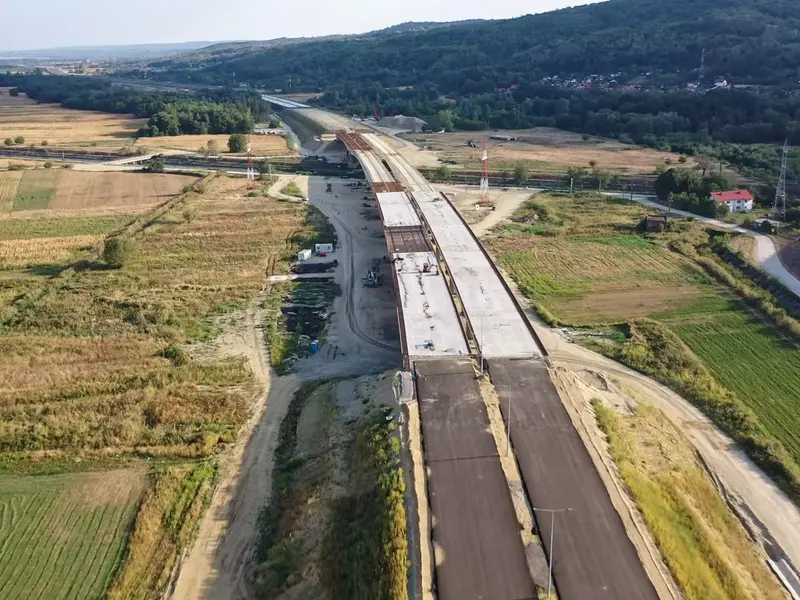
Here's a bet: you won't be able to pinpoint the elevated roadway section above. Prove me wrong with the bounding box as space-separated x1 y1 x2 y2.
337 126 659 600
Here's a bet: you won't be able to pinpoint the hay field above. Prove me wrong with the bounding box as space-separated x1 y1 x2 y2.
407 128 699 175
0 469 144 600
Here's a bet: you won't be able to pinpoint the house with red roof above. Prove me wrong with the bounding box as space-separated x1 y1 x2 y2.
710 190 754 213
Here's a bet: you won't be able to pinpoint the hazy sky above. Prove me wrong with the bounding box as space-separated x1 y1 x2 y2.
2 0 602 51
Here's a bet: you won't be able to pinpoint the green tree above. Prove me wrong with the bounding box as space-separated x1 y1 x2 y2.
43 161 52 169
3 138 12 146
435 164 452 180
14 136 24 145
512 162 529 185
102 238 131 268
567 166 588 186
41 140 48 146
8 88 19 97
228 133 248 153
146 158 165 173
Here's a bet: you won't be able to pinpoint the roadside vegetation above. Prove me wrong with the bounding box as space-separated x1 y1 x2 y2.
593 400 785 600
487 191 800 506
0 171 326 598
255 378 408 600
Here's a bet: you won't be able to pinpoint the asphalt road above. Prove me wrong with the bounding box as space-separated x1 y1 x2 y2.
488 358 659 600
415 360 536 600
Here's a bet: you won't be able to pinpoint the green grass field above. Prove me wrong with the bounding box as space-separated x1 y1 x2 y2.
656 296 800 463
489 191 800 471
0 470 144 600
13 170 63 211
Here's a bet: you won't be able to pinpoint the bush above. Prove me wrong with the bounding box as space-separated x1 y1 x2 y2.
62 163 74 169
14 136 24 145
228 133 248 153
9 88 19 97
102 237 132 268
43 162 52 169
41 140 48 147
3 138 12 146
159 344 187 366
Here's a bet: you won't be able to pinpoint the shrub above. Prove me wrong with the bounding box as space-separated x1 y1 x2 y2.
102 237 132 268
14 136 24 145
160 344 187 366
228 133 248 153
41 140 48 147
3 138 12 146
43 162 53 169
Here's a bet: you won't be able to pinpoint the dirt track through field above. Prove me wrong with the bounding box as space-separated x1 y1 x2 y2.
170 300 298 600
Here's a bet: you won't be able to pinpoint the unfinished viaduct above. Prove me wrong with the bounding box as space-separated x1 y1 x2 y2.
335 128 659 600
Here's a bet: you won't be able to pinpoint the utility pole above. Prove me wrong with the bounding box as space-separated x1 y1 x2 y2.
480 141 490 204
532 507 574 598
667 192 673 223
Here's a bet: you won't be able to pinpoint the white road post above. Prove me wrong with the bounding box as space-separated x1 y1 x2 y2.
532 507 573 598
506 387 512 457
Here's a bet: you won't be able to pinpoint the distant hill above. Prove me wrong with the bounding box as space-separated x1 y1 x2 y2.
147 0 800 89
0 42 216 62
154 20 481 68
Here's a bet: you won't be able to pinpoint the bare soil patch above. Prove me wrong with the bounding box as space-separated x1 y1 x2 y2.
51 171 197 210
406 128 699 175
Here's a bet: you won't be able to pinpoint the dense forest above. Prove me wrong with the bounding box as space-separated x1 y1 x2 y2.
150 0 800 89
0 75 267 137
131 0 800 154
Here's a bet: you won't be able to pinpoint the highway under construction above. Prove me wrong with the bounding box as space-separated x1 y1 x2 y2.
329 126 662 600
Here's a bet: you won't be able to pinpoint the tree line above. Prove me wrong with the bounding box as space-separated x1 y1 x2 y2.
0 75 268 137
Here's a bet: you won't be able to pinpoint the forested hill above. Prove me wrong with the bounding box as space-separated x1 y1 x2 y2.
149 0 800 90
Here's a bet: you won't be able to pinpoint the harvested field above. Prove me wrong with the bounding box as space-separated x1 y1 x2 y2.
50 171 197 210
0 469 145 600
0 91 293 156
148 133 289 155
405 128 701 175
0 170 22 212
0 234 103 269
0 97 143 151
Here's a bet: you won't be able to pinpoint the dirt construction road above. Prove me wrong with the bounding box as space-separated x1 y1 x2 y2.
171 302 298 600
170 177 400 600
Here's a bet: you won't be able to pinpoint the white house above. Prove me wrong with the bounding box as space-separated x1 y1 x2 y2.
714 77 729 88
710 190 754 213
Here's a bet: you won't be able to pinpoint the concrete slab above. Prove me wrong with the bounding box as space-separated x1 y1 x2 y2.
394 253 468 358
376 191 421 228
410 191 541 358
353 149 393 183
